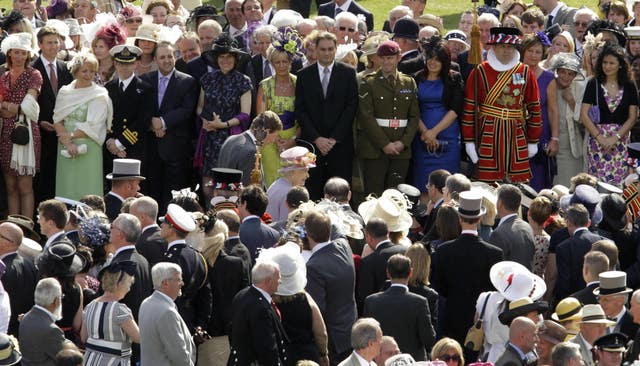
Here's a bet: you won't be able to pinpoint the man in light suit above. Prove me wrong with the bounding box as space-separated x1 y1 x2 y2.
489 184 536 270
295 32 358 200
237 186 280 262
495 317 538 366
306 210 357 364
139 262 196 366
217 111 283 187
317 0 373 33
228 261 288 366
33 26 73 204
19 278 69 366
534 0 577 32
130 197 167 268
338 318 382 366
363 254 435 361
569 304 614 366
141 42 198 212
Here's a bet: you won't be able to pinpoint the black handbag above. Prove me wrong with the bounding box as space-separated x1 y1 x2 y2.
10 112 29 146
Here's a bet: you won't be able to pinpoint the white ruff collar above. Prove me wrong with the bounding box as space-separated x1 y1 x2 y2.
487 49 521 72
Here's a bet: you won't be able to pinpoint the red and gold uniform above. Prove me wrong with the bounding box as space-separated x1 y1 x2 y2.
462 61 542 182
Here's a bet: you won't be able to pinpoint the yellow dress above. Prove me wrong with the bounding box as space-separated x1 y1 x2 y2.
260 74 298 188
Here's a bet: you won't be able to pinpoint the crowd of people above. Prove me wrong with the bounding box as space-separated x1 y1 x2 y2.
3 0 640 365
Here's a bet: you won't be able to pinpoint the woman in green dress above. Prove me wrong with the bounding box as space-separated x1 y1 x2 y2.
256 27 304 188
53 52 113 200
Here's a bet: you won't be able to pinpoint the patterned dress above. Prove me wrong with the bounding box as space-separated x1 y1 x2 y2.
83 300 134 366
260 74 298 188
0 67 43 175
199 70 252 174
532 232 550 278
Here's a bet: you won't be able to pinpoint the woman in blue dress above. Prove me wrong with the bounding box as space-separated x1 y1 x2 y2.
412 37 464 194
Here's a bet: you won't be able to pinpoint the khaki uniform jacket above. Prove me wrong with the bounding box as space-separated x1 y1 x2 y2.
357 70 419 160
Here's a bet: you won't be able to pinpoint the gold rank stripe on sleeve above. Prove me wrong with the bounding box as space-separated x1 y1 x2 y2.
122 128 138 145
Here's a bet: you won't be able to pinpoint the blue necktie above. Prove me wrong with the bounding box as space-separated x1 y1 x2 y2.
158 75 168 106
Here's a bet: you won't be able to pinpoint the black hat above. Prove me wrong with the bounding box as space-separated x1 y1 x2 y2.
392 18 419 41
498 297 549 325
593 332 628 352
478 5 500 18
517 183 538 208
488 27 522 45
589 20 628 46
188 5 227 28
201 34 248 69
210 168 243 191
0 333 21 366
545 24 562 42
36 241 84 277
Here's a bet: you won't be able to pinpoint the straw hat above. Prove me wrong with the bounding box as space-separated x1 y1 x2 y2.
490 261 547 301
0 333 21 366
551 297 583 322
257 242 306 296
133 23 160 43
498 297 548 325
579 304 616 325
358 189 413 232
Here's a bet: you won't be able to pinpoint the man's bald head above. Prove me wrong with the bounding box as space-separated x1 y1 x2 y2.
510 316 538 353
0 222 23 251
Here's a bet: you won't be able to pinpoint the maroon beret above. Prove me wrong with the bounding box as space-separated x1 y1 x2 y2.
377 40 400 56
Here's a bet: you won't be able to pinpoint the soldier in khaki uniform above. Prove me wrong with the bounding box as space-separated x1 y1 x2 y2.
357 40 420 196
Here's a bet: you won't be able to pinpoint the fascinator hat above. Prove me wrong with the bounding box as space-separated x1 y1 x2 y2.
1 33 34 57
550 52 585 80
271 26 305 60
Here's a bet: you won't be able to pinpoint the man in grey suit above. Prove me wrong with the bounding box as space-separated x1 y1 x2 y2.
305 210 357 365
489 184 536 270
338 318 382 366
139 262 196 366
217 111 283 187
569 304 614 366
534 0 577 31
19 278 69 366
496 317 538 366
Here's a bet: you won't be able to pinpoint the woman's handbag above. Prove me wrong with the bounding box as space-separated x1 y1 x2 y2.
10 111 29 146
464 292 491 352
587 81 600 124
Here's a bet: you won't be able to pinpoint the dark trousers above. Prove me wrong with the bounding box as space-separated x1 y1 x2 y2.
290 0 312 18
305 144 352 201
146 153 192 215
34 129 58 208
361 157 410 197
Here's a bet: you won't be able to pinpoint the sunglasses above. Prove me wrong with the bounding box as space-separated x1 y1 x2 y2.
573 21 590 27
126 18 143 24
441 355 461 363
338 26 356 32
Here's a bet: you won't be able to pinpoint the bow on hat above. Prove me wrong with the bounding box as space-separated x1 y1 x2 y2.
99 260 137 282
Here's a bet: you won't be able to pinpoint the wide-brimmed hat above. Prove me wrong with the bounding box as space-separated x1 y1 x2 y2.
18 237 42 261
360 32 391 57
579 304 616 325
257 242 306 296
358 189 413 232
0 333 21 366
594 270 632 296
392 18 419 41
416 14 443 34
600 194 628 231
201 33 244 67
559 184 603 224
517 183 538 208
487 27 522 45
133 23 160 43
0 214 40 241
550 52 585 80
160 203 196 233
1 33 34 57
593 20 628 46
445 30 469 49
456 190 487 219
593 332 628 352
551 297 583 322
490 261 547 301
498 297 549 325
36 241 84 277
538 320 568 345
106 158 145 180
278 146 316 173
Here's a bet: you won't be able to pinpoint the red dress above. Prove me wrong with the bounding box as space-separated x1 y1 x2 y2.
0 67 43 175
461 62 542 182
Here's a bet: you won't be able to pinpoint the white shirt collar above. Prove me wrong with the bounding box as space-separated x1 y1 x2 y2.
578 333 592 350
155 289 176 306
159 68 175 79
374 239 391 250
573 227 589 235
461 229 478 236
498 213 518 227
253 284 272 304
108 191 125 202
311 241 331 255
242 215 260 223
390 283 409 291
549 2 564 17
245 130 258 145
167 239 186 250
229 24 247 36
611 307 627 324
318 62 334 80
34 305 58 322
227 235 240 240
119 73 135 90
40 54 57 78
45 231 65 249
142 224 159 233
336 0 352 12
352 350 372 366
401 49 417 58
434 197 444 208
114 244 136 256
262 7 273 25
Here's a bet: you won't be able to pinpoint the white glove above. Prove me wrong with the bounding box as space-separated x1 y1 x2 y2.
527 143 538 158
465 142 479 163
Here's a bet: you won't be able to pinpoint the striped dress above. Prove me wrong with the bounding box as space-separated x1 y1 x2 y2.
83 300 133 366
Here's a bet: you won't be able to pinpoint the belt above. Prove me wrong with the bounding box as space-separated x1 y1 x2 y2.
86 338 131 357
479 105 524 120
376 118 408 128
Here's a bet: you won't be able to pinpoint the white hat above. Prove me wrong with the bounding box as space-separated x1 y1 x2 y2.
45 19 74 50
358 189 413 232
490 261 547 301
278 146 316 173
1 33 34 56
161 203 196 233
132 23 160 43
18 237 42 261
445 30 469 49
64 18 82 36
579 304 616 325
257 242 306 296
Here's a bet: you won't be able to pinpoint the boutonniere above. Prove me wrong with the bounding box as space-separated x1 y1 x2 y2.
136 88 143 94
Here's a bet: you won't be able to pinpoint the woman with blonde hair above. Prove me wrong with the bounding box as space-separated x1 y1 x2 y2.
405 244 438 329
431 337 464 366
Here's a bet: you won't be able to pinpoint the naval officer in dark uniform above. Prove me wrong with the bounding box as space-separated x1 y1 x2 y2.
357 40 420 196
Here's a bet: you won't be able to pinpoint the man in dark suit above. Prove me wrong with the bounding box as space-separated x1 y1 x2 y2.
104 159 145 222
104 45 154 181
0 222 38 336
457 13 500 82
228 261 288 366
305 210 357 364
489 184 536 270
356 219 405 314
317 0 373 33
237 186 280 262
130 196 167 268
295 32 358 200
323 177 365 254
431 190 503 348
594 271 639 338
37 199 69 252
364 254 435 361
495 317 538 366
393 18 421 75
161 204 212 334
421 169 451 239
19 278 69 366
141 42 198 211
216 209 252 278
33 26 73 204
625 290 640 363
555 204 605 300
571 251 609 306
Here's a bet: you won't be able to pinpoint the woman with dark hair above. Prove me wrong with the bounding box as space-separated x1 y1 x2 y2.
196 34 252 200
581 44 638 185
91 23 126 85
411 36 463 192
132 23 159 76
520 33 559 191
